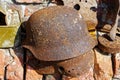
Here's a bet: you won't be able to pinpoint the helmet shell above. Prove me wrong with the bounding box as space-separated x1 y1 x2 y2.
22 6 96 61
57 50 94 77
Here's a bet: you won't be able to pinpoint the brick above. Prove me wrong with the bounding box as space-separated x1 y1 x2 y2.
0 48 24 80
94 48 113 80
15 0 45 3
0 49 5 80
6 48 24 80
26 66 43 80
0 49 16 80
26 50 43 80
23 4 57 21
112 53 120 79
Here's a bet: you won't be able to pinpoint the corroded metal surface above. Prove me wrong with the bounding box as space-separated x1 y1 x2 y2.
57 50 94 77
27 57 57 74
23 6 97 61
98 34 120 53
27 50 94 76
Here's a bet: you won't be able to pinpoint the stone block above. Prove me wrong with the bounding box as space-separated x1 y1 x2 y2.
112 53 120 79
26 66 43 80
6 48 24 80
0 48 24 80
94 48 113 80
26 50 43 80
15 0 45 3
0 49 5 80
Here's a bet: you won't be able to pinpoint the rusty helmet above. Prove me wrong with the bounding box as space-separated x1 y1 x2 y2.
22 6 96 61
27 50 94 76
57 50 94 77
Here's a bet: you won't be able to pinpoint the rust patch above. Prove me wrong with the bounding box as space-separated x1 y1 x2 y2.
22 6 97 61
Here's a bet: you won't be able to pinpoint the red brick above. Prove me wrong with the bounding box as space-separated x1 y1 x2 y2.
0 49 5 80
16 0 44 3
6 48 24 80
26 50 43 80
0 48 24 80
26 65 43 80
94 48 113 80
112 53 120 79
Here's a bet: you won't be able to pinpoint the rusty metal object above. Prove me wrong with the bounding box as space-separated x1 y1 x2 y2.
96 0 119 41
98 34 120 53
27 50 94 76
27 56 57 74
57 50 94 77
22 6 97 61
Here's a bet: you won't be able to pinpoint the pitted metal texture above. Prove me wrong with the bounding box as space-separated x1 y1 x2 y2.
57 50 94 77
22 6 97 61
27 50 94 77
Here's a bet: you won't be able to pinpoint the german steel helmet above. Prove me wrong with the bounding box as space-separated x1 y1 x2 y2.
27 50 94 77
22 6 96 61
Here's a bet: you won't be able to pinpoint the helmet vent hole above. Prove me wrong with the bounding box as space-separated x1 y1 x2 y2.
68 70 71 73
85 0 87 3
74 4 80 10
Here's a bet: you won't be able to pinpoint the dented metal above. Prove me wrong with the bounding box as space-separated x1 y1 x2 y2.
22 6 97 61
